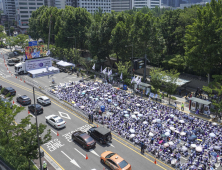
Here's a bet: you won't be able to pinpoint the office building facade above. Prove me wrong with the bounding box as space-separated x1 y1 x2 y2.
111 0 131 12
2 0 16 23
132 0 160 9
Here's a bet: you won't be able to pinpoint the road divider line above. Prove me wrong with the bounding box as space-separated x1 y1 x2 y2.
61 151 81 168
74 148 86 159
89 149 100 157
50 129 57 135
0 77 171 170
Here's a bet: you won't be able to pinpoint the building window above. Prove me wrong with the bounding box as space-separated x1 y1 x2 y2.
19 2 27 5
29 7 36 9
20 11 28 13
20 7 28 9
21 15 29 17
37 3 43 5
30 11 33 13
29 2 35 5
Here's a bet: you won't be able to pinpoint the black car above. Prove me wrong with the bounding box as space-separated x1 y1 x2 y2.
72 131 96 150
16 95 31 105
0 97 13 108
2 87 16 96
28 104 43 114
88 127 112 144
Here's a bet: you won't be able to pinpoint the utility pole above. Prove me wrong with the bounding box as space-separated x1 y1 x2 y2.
33 87 42 170
47 15 52 50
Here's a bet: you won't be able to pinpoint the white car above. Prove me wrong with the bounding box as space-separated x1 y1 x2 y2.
46 115 66 129
37 96 51 106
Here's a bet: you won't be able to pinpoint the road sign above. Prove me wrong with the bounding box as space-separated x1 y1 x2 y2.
28 41 38 47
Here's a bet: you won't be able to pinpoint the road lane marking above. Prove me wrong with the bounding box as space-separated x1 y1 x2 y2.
107 143 115 147
50 129 57 135
74 148 86 158
61 151 81 168
0 77 172 170
58 111 71 119
89 149 100 157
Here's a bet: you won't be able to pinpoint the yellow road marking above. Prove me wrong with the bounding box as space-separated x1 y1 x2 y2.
0 77 177 169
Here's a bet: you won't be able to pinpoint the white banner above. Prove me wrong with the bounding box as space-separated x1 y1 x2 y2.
26 57 52 71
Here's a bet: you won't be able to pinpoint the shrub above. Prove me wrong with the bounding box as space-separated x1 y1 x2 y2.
123 78 131 86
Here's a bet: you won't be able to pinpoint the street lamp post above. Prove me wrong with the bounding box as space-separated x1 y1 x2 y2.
32 87 42 170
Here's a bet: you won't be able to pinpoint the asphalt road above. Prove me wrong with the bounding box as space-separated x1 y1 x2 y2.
0 49 178 170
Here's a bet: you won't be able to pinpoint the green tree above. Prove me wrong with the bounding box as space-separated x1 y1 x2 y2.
163 69 180 104
149 67 164 93
14 34 29 54
184 0 222 84
5 36 16 51
115 61 131 80
202 75 222 117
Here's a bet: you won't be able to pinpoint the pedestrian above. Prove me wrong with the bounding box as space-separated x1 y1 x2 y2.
174 102 177 110
91 114 94 123
43 161 47 170
181 103 184 111
185 92 188 98
141 141 144 154
159 94 162 102
88 114 91 123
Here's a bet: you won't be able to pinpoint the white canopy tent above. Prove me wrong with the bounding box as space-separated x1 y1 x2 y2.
56 61 75 67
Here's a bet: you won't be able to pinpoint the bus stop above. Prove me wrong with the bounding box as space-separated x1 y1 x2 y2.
188 97 211 116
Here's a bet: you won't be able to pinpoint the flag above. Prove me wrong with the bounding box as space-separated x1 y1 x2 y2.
46 50 50 56
108 69 112 76
137 77 141 85
101 66 102 73
92 64 95 70
120 73 123 80
131 76 135 84
134 76 139 82
102 67 107 74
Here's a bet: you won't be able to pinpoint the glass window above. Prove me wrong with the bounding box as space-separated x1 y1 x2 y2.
21 15 29 17
20 11 28 13
29 7 36 9
20 7 28 9
19 2 27 5
37 3 43 5
29 2 35 5
118 160 129 169
30 11 32 13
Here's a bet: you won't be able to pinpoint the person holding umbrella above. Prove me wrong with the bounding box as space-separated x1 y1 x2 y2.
141 141 145 154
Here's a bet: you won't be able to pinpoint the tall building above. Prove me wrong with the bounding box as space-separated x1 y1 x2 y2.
132 0 161 9
111 0 131 12
66 0 111 13
54 0 65 8
15 0 44 33
2 0 16 22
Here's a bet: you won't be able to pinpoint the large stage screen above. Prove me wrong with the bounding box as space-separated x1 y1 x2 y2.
25 45 48 60
25 57 52 71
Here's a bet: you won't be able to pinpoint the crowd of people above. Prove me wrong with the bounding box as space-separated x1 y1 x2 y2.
50 81 222 170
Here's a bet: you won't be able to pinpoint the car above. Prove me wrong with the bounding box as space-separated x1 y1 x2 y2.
16 95 31 105
100 151 131 170
46 115 66 129
88 127 112 144
0 97 13 108
72 131 96 150
37 96 51 106
28 104 43 114
2 87 16 96
13 51 19 56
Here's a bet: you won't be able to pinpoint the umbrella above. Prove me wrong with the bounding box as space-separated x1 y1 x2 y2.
82 91 85 95
191 144 197 148
179 120 185 123
136 104 141 107
80 106 85 109
171 159 177 165
161 134 166 138
133 111 139 115
212 122 217 126
100 97 104 100
170 114 174 117
71 101 75 104
123 111 128 114
143 121 148 124
170 126 175 131
165 132 170 137
152 119 157 123
196 146 203 152
180 132 186 136
214 146 221 150
181 146 188 151
209 133 216 138
211 152 217 157
164 143 169 148
127 109 131 112
138 113 143 117
175 130 180 134
156 119 161 123
129 129 135 133
149 132 154 137
157 123 162 128
169 141 174 146
159 140 163 144
129 134 135 138
124 114 129 117
165 129 171 132
170 121 174 124
131 115 137 119
188 135 197 141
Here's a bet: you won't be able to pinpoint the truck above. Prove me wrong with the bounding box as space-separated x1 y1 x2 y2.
15 62 26 75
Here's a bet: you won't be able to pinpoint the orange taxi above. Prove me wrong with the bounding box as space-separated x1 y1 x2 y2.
100 151 131 170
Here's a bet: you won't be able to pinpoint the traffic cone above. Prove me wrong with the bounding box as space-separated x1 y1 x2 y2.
7 68 8 70
16 76 17 78
57 131 59 136
97 124 98 127
103 167 105 170
28 110 30 114
85 154 88 160
20 105 21 107
154 158 157 164
13 100 14 104
24 80 25 83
